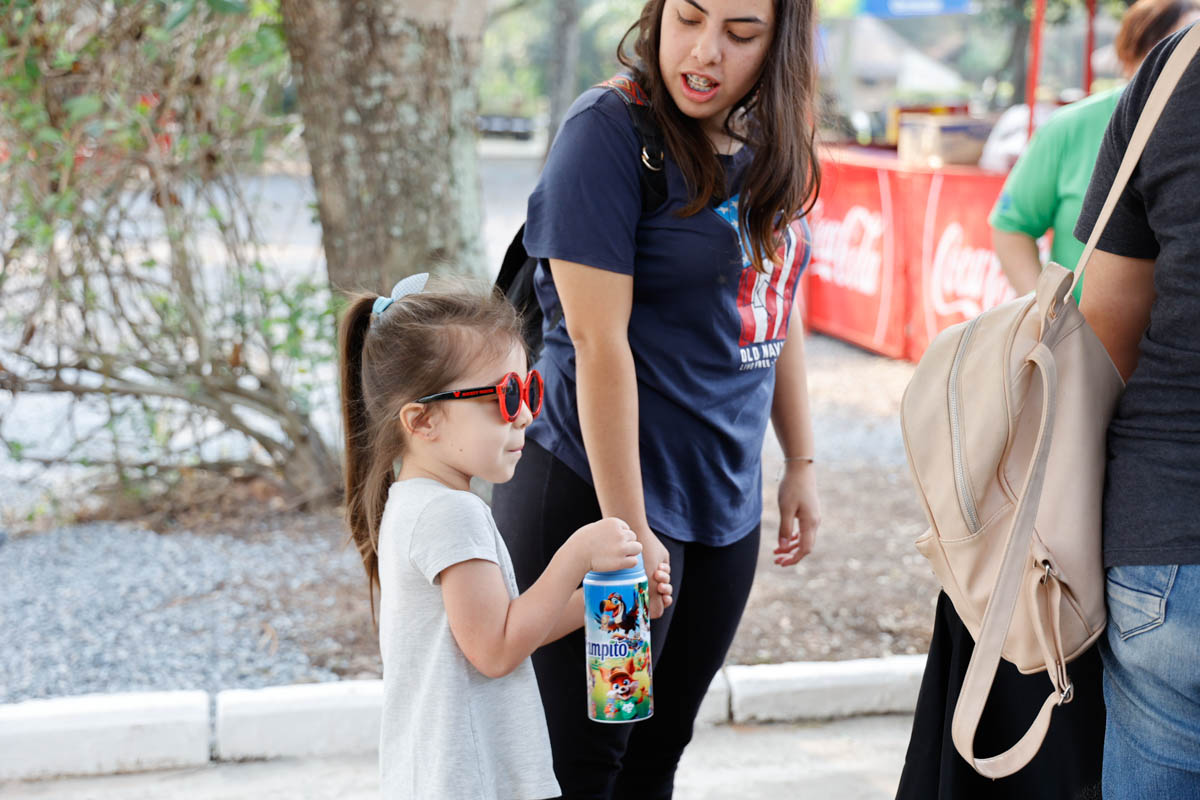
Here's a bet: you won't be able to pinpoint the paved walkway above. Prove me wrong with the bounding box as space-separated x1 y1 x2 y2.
2 715 911 799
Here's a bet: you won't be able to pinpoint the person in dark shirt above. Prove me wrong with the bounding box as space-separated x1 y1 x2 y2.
1074 22 1200 798
896 11 1200 800
491 0 822 796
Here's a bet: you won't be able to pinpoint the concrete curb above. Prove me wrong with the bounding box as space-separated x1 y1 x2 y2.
0 691 209 781
216 680 382 761
0 656 925 781
695 669 731 725
726 655 926 723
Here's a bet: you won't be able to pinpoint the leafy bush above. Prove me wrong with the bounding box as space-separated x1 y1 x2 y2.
0 0 341 511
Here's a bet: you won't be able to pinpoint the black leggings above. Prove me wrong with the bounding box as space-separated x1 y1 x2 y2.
492 441 760 800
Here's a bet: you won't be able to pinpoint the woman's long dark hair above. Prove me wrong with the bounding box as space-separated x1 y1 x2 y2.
618 0 821 273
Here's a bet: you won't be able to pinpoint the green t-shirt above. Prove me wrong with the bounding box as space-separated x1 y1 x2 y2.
989 86 1123 301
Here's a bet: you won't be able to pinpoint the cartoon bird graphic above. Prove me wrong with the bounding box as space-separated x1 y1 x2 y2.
598 592 626 633
617 590 641 635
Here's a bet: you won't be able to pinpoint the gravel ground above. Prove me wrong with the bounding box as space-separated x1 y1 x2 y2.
0 515 359 704
0 333 940 704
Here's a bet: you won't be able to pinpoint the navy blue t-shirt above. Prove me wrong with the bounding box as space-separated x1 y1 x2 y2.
523 87 811 546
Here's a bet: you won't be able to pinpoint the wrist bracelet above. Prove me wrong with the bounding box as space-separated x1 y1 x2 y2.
778 456 814 481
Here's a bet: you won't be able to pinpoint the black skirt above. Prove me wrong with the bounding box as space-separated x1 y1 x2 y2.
895 592 1105 800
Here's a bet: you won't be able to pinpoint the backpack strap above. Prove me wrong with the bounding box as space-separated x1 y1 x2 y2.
596 75 668 216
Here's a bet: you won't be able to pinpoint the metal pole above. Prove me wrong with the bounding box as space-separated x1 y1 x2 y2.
1027 0 1047 139
1084 0 1097 95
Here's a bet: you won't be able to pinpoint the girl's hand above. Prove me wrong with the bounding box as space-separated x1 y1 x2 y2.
572 517 642 573
775 461 820 566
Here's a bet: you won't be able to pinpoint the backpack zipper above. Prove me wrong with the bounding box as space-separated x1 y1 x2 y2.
948 316 982 533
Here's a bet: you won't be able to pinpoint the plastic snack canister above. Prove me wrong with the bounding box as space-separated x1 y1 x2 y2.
583 554 653 723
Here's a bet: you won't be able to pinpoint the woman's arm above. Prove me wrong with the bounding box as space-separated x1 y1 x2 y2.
770 311 820 566
988 117 1061 295
547 258 671 618
441 517 640 679
992 229 1044 296
1078 248 1155 381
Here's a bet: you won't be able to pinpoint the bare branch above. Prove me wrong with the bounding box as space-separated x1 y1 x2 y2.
489 0 541 24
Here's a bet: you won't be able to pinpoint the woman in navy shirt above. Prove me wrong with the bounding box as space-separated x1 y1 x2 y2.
493 0 821 795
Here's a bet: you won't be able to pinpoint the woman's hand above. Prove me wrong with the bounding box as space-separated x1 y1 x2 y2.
638 528 672 618
775 462 819 566
650 559 673 611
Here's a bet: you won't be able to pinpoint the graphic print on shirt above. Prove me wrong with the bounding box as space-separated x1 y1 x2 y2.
713 196 808 371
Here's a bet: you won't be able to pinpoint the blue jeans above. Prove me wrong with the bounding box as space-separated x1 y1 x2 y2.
1101 564 1200 798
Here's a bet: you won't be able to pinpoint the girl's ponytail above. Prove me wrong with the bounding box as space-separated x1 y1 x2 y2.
338 294 394 622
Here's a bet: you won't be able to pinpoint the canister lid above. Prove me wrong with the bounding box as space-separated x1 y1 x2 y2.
585 553 646 581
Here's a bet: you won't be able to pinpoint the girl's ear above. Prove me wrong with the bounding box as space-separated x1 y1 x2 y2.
399 402 440 441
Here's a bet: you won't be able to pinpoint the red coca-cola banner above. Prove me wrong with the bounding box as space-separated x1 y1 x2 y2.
803 154 907 359
804 149 1014 362
900 169 1013 360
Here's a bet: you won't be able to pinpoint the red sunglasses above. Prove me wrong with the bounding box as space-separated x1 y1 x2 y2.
417 370 544 423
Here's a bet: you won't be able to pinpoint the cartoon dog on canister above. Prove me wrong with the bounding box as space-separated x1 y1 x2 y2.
599 658 638 701
597 658 650 720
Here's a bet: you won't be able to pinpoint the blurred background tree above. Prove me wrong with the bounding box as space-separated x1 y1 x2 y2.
278 1 487 293
888 0 1131 105
480 0 641 145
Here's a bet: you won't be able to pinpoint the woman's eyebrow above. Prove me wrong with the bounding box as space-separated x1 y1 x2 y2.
682 0 768 24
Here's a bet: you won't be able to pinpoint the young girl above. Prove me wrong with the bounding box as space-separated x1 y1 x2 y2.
492 0 822 795
338 273 672 800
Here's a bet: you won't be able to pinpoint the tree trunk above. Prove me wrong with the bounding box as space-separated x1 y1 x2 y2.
1005 1 1031 105
279 2 487 294
282 428 344 507
545 0 582 151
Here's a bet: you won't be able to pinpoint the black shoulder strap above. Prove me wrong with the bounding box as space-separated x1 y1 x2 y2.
596 75 667 216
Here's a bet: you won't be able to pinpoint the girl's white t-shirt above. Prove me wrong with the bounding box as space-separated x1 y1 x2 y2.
377 478 560 800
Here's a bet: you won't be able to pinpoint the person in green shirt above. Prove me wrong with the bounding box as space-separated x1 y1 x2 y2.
989 0 1200 302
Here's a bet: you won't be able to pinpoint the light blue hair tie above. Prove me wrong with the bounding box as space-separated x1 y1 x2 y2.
372 272 430 317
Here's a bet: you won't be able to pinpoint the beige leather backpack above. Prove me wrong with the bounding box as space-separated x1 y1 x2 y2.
900 23 1200 779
